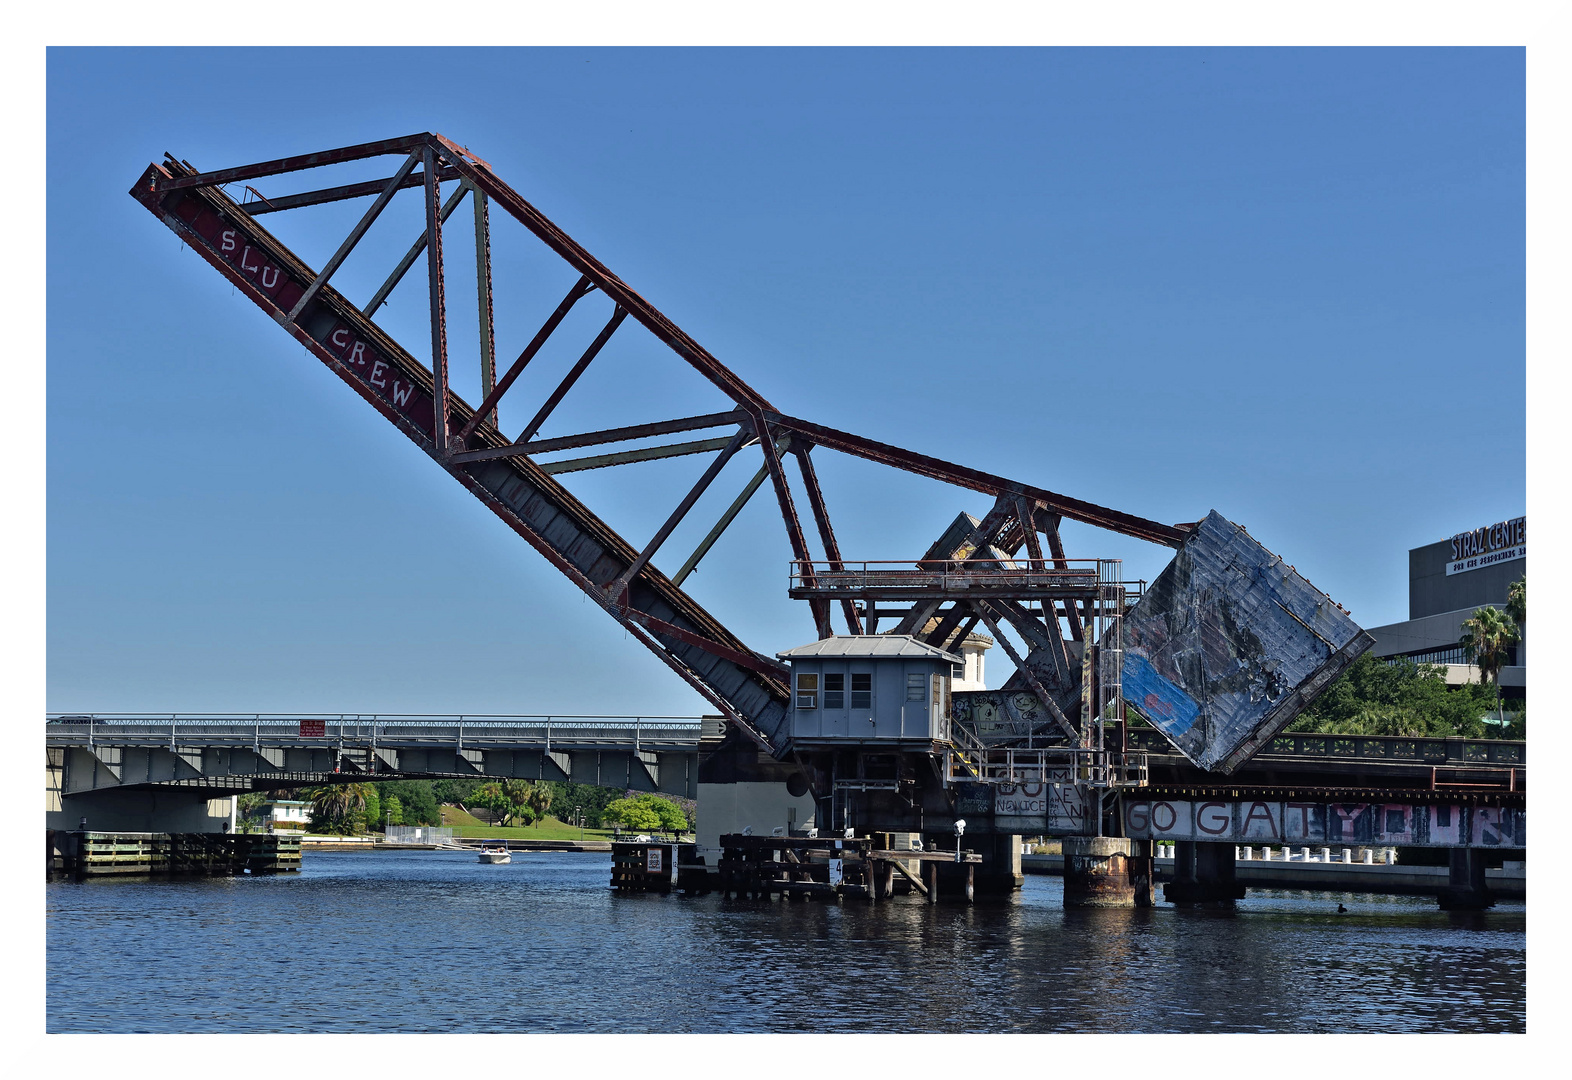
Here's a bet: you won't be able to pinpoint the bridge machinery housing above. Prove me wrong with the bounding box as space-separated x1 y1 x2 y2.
58 133 1522 906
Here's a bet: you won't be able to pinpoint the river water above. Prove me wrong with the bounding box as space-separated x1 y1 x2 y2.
46 850 1525 1033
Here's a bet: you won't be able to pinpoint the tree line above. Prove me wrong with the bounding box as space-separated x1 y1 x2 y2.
240 778 696 835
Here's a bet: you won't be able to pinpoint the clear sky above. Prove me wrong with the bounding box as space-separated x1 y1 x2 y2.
46 46 1525 716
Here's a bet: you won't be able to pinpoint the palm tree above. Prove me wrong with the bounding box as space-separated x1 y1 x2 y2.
524 782 553 825
1507 576 1525 634
305 782 372 833
1458 606 1519 729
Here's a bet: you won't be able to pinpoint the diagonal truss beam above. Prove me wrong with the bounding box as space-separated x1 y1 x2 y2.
366 182 471 317
454 275 596 446
538 436 740 475
452 409 741 465
514 307 628 446
241 165 464 215
609 428 752 601
672 458 771 588
749 412 830 640
287 150 421 321
791 444 862 635
976 607 1078 742
768 414 1186 547
518 410 745 455
155 133 440 192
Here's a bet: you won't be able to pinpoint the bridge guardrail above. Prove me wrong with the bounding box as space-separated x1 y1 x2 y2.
46 713 705 752
1126 727 1525 767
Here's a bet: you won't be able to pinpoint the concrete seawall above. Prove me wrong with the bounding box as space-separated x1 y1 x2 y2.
1023 853 1525 900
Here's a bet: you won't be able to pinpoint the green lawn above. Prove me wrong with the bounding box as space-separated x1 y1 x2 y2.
445 813 618 841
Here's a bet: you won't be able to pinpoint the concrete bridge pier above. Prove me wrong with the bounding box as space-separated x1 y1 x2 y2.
1439 848 1496 910
1062 836 1136 907
1129 839 1156 906
972 833 1023 894
1164 841 1247 907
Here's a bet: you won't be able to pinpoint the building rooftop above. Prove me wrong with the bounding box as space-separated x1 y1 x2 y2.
776 634 961 663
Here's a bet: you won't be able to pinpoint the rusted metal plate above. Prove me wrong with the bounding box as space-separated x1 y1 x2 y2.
1122 511 1374 774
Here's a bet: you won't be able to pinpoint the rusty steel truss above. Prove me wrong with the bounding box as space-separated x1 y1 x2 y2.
130 132 1196 759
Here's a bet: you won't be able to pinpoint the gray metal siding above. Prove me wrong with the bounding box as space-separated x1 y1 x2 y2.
1410 539 1525 620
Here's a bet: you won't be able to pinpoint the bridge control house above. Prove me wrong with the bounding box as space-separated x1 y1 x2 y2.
778 636 959 746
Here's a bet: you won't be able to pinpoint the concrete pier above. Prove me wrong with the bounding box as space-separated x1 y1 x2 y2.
1163 840 1246 907
1439 848 1495 910
972 833 1024 894
1062 836 1136 907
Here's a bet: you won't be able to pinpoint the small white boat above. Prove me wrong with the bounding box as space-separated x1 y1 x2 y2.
478 842 511 864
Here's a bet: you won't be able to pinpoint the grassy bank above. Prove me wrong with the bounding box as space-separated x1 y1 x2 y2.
440 811 617 842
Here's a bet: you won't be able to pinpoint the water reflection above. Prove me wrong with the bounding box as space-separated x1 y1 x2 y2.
47 851 1525 1033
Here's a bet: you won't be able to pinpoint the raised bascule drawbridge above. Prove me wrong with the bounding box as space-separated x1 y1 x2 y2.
129 133 1376 881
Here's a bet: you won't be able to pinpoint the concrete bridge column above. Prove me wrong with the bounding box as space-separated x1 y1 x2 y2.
972 833 1023 894
1062 836 1135 907
1128 839 1155 907
1439 848 1494 910
1164 840 1247 907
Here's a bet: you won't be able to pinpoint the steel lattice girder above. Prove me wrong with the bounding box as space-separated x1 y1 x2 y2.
130 132 1355 769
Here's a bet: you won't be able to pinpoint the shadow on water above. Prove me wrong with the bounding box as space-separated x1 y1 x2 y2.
47 852 1525 1033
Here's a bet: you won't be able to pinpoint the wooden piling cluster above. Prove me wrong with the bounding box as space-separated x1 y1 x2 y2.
48 831 301 879
715 834 981 903
610 841 694 893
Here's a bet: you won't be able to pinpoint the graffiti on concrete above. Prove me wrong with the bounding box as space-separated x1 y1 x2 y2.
1121 799 1524 848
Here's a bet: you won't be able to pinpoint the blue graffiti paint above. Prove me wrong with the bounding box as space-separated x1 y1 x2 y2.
1123 652 1201 740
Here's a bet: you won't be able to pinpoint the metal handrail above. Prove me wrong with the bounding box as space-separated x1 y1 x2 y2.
791 559 1103 588
47 712 703 723
943 746 1149 789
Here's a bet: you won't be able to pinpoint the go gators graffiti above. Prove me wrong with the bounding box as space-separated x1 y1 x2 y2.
1122 799 1523 849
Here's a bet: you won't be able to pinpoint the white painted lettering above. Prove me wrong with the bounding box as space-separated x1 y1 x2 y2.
260 266 280 289
240 246 260 273
370 360 387 388
348 342 367 367
392 380 413 407
330 328 349 350
220 230 237 253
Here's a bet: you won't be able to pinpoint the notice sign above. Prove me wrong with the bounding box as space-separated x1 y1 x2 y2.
1446 516 1525 576
299 719 325 737
646 847 663 874
995 782 1049 817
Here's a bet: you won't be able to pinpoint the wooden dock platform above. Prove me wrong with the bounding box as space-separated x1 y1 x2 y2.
48 831 301 879
714 834 982 903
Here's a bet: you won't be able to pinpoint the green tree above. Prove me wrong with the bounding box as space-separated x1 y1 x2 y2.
1459 605 1519 728
374 780 441 826
362 787 382 830
304 782 373 834
467 782 513 825
602 793 689 834
431 778 483 805
383 794 403 826
237 792 269 833
545 783 621 828
468 781 539 827
1287 653 1498 738
523 782 553 823
1507 576 1525 635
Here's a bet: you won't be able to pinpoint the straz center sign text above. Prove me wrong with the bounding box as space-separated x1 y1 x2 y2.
1446 516 1525 577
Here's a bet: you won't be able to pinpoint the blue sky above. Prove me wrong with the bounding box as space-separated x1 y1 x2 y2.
46 47 1525 715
